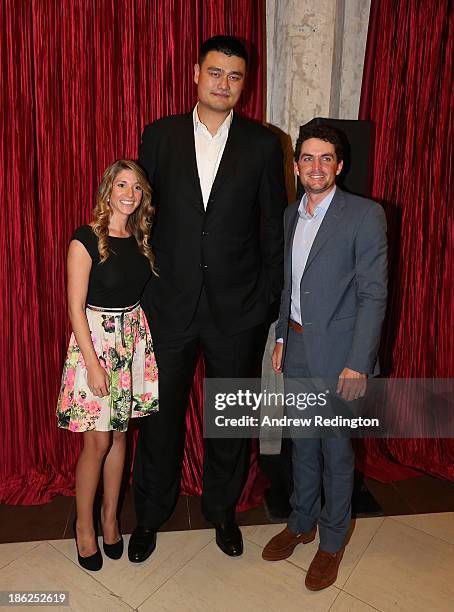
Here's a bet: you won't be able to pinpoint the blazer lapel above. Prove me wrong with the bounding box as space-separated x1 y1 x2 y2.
303 189 346 275
207 113 241 204
287 205 300 280
180 113 204 212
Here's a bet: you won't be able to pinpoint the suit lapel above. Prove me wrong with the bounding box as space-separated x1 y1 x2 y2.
287 205 300 279
207 113 241 203
284 204 299 287
181 112 204 212
303 188 346 275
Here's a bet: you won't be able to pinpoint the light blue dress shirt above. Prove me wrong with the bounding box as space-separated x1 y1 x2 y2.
290 186 337 325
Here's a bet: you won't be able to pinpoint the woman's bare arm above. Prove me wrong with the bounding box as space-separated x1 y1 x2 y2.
67 240 109 397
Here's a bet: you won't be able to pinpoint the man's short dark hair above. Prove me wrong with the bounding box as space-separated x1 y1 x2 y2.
199 35 248 67
294 124 344 162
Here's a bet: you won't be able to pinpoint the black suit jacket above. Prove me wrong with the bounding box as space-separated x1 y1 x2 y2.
139 112 286 337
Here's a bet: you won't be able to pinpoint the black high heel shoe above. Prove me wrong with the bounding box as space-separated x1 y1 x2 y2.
103 534 124 560
101 515 124 560
73 519 103 571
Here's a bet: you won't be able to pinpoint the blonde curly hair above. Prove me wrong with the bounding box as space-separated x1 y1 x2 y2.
90 160 156 273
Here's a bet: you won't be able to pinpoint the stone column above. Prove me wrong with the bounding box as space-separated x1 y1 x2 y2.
336 0 372 119
266 0 371 147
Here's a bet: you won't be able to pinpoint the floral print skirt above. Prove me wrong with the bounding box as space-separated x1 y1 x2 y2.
56 302 158 432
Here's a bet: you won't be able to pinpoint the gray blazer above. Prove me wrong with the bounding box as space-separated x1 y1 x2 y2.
276 187 388 377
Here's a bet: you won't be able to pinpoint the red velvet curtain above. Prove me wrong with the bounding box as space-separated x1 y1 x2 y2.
0 0 265 505
356 0 454 481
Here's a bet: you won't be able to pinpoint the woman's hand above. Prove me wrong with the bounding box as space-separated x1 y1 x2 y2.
87 362 110 397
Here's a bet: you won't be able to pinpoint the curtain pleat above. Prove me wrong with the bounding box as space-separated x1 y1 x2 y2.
357 0 454 482
0 0 265 505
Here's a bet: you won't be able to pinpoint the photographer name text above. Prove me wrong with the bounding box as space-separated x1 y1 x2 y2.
214 415 380 429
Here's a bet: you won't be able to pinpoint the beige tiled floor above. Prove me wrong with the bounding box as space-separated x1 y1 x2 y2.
0 513 453 611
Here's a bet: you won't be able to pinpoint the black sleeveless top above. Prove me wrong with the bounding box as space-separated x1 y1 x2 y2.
71 225 151 308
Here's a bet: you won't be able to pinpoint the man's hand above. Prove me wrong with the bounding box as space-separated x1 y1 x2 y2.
272 343 284 373
336 367 367 401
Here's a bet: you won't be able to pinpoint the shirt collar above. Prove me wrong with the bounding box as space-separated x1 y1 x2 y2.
298 186 337 219
193 104 233 138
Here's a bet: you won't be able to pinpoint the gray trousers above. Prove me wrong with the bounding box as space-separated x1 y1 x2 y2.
284 327 354 553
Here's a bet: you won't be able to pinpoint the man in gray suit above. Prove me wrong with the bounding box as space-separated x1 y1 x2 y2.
261 124 387 591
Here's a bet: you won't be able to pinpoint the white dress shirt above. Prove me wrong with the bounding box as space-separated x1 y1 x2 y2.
193 105 233 209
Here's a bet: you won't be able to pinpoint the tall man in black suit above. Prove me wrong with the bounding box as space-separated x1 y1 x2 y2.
128 36 287 562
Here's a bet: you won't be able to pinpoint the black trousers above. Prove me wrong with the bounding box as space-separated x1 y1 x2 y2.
134 289 270 528
259 437 294 501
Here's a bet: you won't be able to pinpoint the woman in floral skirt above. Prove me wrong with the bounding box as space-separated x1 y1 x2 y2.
56 160 158 570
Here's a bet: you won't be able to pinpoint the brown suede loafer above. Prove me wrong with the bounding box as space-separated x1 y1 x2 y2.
305 546 345 591
262 525 317 561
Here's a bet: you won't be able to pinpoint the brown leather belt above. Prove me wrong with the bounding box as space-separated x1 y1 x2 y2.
289 319 304 333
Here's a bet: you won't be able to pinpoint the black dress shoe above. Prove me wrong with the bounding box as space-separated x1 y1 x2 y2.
103 535 124 560
214 522 243 557
128 526 157 563
73 519 103 571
